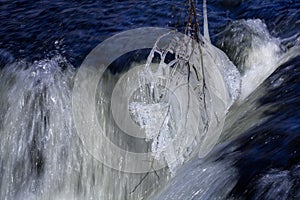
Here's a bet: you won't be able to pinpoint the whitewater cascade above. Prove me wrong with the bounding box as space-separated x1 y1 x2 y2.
1 3 299 200
0 32 241 200
220 19 283 100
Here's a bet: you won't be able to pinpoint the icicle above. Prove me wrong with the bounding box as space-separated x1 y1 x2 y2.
203 0 210 43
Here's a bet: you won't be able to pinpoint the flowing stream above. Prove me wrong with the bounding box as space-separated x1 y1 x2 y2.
0 0 299 199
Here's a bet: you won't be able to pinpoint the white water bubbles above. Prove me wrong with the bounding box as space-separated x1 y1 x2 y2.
219 19 283 100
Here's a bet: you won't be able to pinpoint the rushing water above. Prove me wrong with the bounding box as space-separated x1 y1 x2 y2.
0 0 299 200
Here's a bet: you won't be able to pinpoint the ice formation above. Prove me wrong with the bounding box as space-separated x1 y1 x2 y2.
129 29 241 173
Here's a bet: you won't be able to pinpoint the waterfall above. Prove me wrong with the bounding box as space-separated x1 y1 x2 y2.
0 0 299 199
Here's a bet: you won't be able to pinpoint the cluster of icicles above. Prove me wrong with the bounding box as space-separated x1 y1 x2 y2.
129 25 241 173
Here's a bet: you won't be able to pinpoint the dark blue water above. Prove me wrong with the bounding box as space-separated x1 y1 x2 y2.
0 0 300 199
229 55 300 199
1 0 299 65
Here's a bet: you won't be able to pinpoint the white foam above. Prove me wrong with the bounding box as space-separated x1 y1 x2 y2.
227 19 283 100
